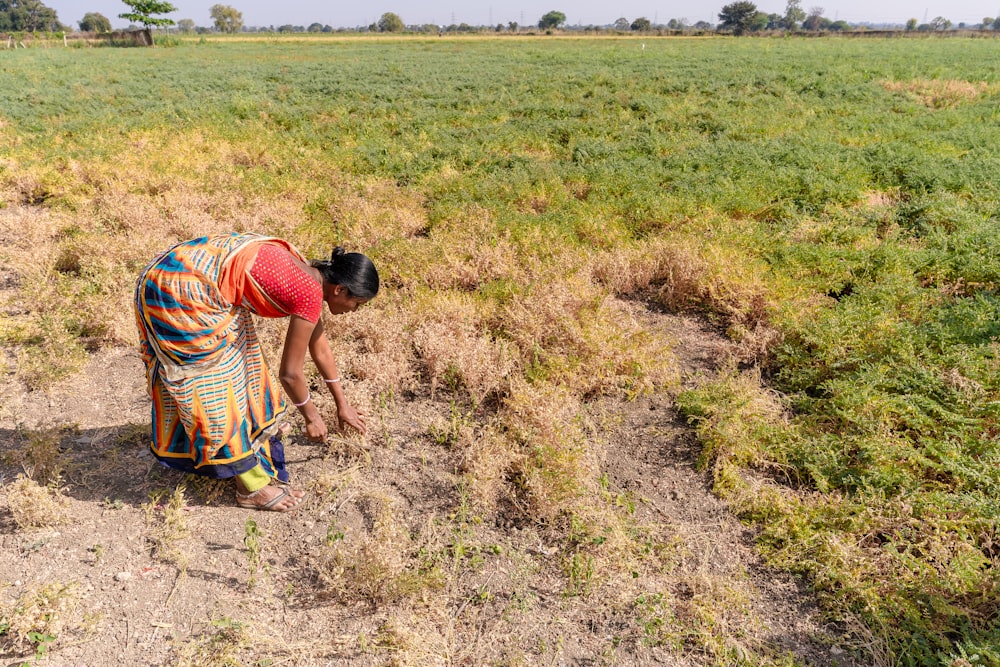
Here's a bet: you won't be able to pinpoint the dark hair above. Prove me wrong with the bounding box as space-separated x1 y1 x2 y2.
312 247 379 299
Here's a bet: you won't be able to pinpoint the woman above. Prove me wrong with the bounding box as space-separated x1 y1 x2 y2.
134 232 378 512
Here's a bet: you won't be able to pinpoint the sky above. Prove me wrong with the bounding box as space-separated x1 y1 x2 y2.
43 0 1000 30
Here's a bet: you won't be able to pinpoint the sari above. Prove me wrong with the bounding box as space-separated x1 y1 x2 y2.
133 232 305 481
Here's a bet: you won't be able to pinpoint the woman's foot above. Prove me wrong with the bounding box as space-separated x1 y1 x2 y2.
235 482 305 512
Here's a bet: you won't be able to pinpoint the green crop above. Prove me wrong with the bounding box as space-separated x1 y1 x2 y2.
3 35 1000 665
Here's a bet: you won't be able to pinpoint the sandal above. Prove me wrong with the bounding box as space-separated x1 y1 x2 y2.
236 485 304 512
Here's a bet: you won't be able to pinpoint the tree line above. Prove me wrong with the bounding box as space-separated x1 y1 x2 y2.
717 0 1000 34
4 0 999 37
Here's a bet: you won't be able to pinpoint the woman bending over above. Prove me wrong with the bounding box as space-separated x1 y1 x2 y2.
134 233 378 512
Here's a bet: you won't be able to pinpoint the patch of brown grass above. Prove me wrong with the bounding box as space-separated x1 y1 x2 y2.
503 380 597 523
0 581 82 657
328 298 418 397
412 208 523 292
317 491 443 605
412 310 518 405
2 426 73 484
498 273 677 398
592 239 779 366
143 485 191 568
172 616 257 667
881 79 994 109
5 476 67 529
303 176 429 251
458 423 520 515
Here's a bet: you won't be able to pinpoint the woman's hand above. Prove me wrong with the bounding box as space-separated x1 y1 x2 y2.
337 403 367 435
304 415 328 442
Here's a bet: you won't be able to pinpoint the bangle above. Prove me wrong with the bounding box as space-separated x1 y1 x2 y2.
323 377 340 384
292 392 310 407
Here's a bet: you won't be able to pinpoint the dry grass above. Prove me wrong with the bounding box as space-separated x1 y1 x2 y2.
412 300 518 404
143 485 191 568
503 380 598 523
4 476 68 529
303 175 429 251
881 79 994 109
316 491 444 605
2 426 73 485
418 209 524 292
0 581 82 657
457 423 520 515
172 616 257 667
592 238 780 367
329 299 419 397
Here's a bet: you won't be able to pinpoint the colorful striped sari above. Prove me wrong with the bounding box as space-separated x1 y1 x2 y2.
134 233 295 481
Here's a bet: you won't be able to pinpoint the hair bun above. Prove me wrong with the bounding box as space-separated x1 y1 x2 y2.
331 247 346 261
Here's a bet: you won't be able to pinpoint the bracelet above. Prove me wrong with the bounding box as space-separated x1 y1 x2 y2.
323 377 340 384
292 392 310 407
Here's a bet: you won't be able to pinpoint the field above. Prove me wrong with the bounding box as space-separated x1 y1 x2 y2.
1 34 1000 665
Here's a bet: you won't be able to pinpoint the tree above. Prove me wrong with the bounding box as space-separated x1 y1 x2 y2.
783 0 805 29
905 17 917 30
0 0 63 32
508 21 518 32
176 17 194 32
994 16 1000 29
613 16 629 30
802 6 824 30
538 10 566 30
377 11 403 32
307 22 322 32
929 16 951 30
209 4 241 32
118 0 176 38
750 11 769 31
718 1 758 35
79 10 111 31
630 16 650 31
982 17 994 29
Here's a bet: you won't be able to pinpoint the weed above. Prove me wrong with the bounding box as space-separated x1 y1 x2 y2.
426 401 474 449
174 616 255 667
5 476 66 529
0 582 78 658
101 497 124 510
564 550 595 597
143 485 190 568
4 426 74 485
634 593 682 648
316 492 443 604
243 517 262 589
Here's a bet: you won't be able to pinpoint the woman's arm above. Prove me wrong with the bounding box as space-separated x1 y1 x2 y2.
279 316 328 442
307 318 367 435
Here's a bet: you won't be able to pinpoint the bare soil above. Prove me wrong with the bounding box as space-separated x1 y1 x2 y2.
0 311 858 666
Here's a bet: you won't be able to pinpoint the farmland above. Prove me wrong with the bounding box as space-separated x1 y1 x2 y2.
2 34 1000 665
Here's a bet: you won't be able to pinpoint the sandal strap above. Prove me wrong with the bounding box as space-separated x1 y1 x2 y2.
236 485 268 501
259 486 291 510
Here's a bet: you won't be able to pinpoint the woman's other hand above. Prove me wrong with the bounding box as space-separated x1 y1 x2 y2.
337 404 367 435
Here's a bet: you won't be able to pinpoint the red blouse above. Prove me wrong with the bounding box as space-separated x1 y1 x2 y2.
247 243 323 323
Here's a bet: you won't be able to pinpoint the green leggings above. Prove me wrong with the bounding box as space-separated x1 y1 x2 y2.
237 465 271 492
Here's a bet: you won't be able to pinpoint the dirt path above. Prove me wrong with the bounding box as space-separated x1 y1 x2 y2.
0 311 855 666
